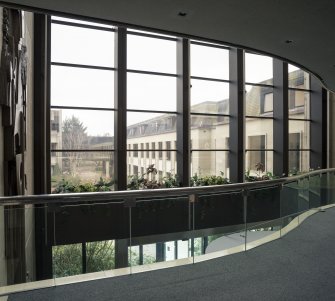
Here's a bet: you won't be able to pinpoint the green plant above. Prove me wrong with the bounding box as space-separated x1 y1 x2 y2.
53 177 114 193
245 162 278 182
53 179 81 193
162 173 179 188
94 178 115 191
190 171 230 187
127 164 179 190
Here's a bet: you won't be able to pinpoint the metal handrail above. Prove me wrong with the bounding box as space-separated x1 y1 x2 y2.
0 168 334 206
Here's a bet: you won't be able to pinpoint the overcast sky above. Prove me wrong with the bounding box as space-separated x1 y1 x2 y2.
51 17 299 136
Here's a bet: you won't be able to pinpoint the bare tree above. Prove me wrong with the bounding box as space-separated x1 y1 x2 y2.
62 116 88 176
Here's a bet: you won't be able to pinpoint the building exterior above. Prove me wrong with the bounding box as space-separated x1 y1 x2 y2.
50 69 310 186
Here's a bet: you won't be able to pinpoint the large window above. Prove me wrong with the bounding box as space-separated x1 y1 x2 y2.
126 30 177 181
245 53 274 175
50 18 115 191
190 41 230 178
49 17 322 190
288 64 311 173
47 15 325 277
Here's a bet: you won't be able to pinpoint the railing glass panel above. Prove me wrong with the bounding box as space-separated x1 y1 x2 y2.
1 169 335 295
130 196 192 268
309 174 321 208
193 191 245 261
51 200 129 281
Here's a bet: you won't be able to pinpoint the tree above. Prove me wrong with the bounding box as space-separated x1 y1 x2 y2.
52 241 115 277
62 116 88 176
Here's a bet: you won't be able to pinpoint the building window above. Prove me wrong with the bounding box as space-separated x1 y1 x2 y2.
152 142 156 159
158 142 163 159
263 93 273 113
166 141 171 160
289 133 300 172
133 144 138 157
140 143 144 158
146 143 149 158
247 135 266 171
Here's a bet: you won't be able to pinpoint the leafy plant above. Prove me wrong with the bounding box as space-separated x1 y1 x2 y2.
127 164 179 190
53 177 114 193
162 173 179 188
245 162 278 182
190 171 230 187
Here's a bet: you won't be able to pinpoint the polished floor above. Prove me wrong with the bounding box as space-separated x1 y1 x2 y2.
9 207 335 301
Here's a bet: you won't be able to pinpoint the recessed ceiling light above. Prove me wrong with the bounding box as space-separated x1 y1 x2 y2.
285 40 293 44
178 12 187 17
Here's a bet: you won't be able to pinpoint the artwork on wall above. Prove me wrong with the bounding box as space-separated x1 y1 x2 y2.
0 8 27 196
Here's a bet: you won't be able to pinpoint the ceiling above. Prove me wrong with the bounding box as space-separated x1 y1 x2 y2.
2 0 335 91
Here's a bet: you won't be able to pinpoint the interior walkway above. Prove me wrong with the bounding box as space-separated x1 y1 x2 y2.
9 207 335 301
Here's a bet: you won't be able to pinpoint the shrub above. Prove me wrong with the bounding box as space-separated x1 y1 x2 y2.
53 177 114 193
190 172 230 187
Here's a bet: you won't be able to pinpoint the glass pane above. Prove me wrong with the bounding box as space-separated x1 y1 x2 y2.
127 73 176 111
128 29 176 39
1 206 46 286
297 177 310 211
190 79 229 113
53 202 127 276
289 151 310 173
129 244 156 266
191 43 229 79
245 53 273 84
53 244 82 277
288 64 310 89
191 115 229 149
309 175 321 208
127 112 176 143
326 172 335 205
51 66 114 108
194 192 245 258
245 118 273 149
127 34 176 74
51 23 114 67
127 150 177 189
130 197 191 264
191 151 230 180
52 16 115 29
289 90 310 119
289 120 310 149
245 150 274 177
51 109 114 150
50 151 115 191
246 85 273 117
247 187 281 222
86 240 115 273
246 220 281 250
281 181 299 216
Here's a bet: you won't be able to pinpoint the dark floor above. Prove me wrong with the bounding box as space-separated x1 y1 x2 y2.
9 207 335 301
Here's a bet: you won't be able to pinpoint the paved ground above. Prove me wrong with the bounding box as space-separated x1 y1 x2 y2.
9 207 335 301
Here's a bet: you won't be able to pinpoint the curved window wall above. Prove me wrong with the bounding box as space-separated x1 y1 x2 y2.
47 15 326 279
49 17 324 190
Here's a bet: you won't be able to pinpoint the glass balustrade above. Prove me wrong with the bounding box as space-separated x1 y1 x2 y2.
1 169 335 296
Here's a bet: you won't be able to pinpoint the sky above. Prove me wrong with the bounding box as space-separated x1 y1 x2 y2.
51 17 299 137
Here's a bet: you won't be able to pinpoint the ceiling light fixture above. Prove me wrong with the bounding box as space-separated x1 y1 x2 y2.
178 12 187 17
